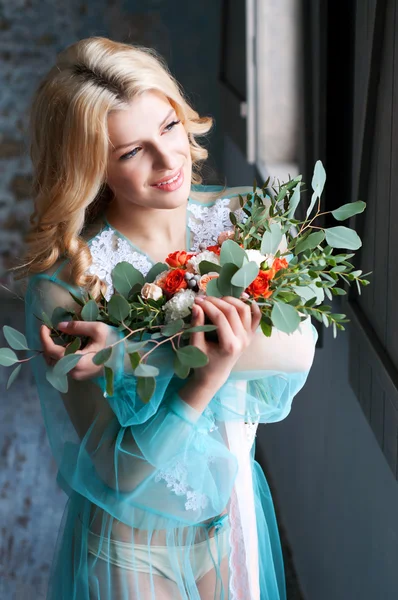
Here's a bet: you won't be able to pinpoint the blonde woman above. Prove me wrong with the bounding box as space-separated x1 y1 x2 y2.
21 37 317 599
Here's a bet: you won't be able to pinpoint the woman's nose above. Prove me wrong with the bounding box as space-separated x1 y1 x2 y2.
152 145 176 170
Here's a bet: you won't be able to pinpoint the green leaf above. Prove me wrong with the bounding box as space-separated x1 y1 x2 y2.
46 368 68 393
104 366 114 396
7 364 22 389
3 326 28 351
220 240 247 268
51 307 73 327
294 231 325 255
260 222 283 255
260 319 272 337
229 211 237 226
145 263 168 283
286 183 301 218
198 260 221 275
325 226 362 250
68 291 85 307
306 160 326 218
111 261 145 297
108 295 130 322
81 299 99 321
331 287 347 295
93 347 113 365
231 261 259 288
184 324 218 334
134 363 160 377
162 319 185 337
205 277 222 298
65 337 81 356
331 201 366 221
173 354 191 379
271 302 301 334
125 340 148 353
129 352 141 370
176 345 209 367
41 311 53 329
137 376 156 403
0 348 19 367
54 353 83 376
217 263 243 297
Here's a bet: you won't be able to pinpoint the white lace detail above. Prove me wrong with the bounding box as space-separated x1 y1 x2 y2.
187 198 247 251
228 486 251 599
87 228 153 300
245 419 259 451
155 460 210 511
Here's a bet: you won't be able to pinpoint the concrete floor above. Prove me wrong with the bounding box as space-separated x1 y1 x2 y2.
0 298 304 599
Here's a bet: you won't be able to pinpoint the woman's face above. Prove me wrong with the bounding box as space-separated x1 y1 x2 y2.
106 91 192 211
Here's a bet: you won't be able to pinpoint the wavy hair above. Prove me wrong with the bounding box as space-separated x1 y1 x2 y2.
17 37 215 298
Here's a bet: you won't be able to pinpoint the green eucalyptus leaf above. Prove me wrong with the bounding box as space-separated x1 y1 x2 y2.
184 324 218 334
306 160 326 218
108 295 130 322
46 368 68 393
271 302 301 334
217 263 243 297
93 347 113 366
292 281 324 304
81 300 99 322
7 364 22 389
0 348 19 367
286 182 301 218
41 311 53 329
3 326 28 351
176 345 209 368
295 231 325 255
104 366 114 396
68 291 85 307
205 277 222 298
173 355 191 379
112 261 145 297
220 240 247 268
260 222 283 255
54 353 83 376
331 201 366 221
65 337 81 356
51 307 74 328
162 319 185 337
230 261 259 288
145 262 169 283
137 376 156 403
125 340 148 353
129 352 141 370
260 318 272 337
134 363 159 377
198 260 221 275
325 227 362 250
331 287 347 295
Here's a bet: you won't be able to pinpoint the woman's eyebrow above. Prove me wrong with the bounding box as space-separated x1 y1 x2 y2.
112 108 176 152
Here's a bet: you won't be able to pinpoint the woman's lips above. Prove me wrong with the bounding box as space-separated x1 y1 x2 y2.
151 168 184 192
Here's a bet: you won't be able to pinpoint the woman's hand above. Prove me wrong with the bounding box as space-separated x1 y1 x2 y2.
40 321 110 381
189 295 262 390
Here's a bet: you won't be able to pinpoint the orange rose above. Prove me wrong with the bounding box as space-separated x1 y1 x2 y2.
162 268 188 295
165 250 195 268
199 272 219 292
206 245 221 255
269 257 289 279
245 270 273 299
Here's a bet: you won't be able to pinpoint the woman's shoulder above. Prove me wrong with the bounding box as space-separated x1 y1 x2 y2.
189 183 256 205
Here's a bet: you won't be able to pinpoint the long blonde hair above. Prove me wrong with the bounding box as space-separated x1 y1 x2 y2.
18 37 214 298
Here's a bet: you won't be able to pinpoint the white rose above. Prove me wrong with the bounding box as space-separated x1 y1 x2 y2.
187 251 220 274
141 282 163 301
162 289 196 322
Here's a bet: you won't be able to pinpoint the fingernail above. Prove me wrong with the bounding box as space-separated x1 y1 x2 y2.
195 296 205 302
58 322 70 328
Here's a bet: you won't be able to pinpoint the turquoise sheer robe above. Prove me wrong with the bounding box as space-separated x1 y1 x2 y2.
25 187 318 599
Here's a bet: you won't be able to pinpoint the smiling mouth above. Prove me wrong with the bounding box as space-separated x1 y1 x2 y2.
152 168 182 187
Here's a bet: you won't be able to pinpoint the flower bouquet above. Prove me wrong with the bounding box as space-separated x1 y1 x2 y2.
0 160 371 402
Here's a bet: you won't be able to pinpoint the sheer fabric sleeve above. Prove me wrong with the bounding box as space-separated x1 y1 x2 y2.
24 274 238 531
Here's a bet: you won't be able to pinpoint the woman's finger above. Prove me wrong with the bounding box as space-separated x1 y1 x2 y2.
189 302 206 350
194 297 238 349
57 320 108 343
219 296 252 332
40 325 65 360
250 299 262 333
204 297 246 339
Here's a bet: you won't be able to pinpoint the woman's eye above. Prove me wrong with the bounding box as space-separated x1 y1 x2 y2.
120 147 141 161
164 119 181 132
